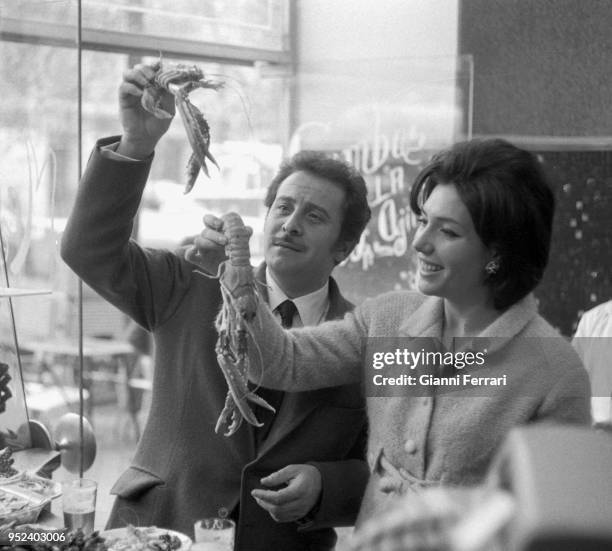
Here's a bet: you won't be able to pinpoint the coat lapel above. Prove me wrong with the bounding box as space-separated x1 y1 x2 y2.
253 269 353 459
472 293 539 353
325 277 353 321
396 292 538 351
398 295 444 338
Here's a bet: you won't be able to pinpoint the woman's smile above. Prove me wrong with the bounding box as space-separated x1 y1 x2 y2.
418 258 443 274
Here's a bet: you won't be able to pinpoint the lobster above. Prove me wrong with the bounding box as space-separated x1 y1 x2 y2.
141 60 223 194
190 212 274 437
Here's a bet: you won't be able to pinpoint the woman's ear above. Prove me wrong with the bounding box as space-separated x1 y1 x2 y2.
484 246 502 276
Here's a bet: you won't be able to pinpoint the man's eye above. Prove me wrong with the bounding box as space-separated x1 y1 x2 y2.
276 204 291 214
308 212 324 222
416 216 427 226
441 228 459 237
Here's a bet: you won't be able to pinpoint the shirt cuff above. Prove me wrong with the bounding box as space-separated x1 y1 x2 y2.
101 141 151 162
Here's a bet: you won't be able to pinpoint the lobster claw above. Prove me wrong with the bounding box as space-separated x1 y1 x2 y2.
215 353 276 435
246 392 276 412
215 394 243 436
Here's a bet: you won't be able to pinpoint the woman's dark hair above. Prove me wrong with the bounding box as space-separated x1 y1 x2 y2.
264 151 371 252
409 138 555 310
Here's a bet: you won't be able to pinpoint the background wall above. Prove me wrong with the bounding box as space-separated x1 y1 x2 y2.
459 0 612 335
290 0 462 148
294 0 458 62
459 0 612 138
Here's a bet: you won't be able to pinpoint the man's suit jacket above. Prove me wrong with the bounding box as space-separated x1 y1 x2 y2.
60 137 369 550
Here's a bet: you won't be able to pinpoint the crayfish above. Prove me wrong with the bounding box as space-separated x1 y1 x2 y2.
206 213 274 437
141 60 223 194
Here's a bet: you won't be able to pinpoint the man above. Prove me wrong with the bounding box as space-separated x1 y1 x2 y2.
61 63 371 550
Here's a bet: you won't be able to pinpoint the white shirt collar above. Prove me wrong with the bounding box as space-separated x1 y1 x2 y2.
266 268 330 327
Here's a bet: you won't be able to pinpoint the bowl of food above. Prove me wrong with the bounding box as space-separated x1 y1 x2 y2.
9 472 62 500
0 485 50 525
101 525 191 551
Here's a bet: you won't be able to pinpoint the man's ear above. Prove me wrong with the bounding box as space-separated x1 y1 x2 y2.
332 240 353 265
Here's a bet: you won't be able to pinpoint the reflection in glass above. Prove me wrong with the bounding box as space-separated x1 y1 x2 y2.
286 56 473 304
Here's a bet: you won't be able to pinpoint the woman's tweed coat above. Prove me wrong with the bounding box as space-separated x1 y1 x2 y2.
246 290 591 523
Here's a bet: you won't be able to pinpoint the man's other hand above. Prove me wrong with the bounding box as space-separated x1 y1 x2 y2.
251 464 322 523
185 213 229 275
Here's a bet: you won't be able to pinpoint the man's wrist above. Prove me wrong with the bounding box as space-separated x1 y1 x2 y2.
295 488 323 528
117 136 156 160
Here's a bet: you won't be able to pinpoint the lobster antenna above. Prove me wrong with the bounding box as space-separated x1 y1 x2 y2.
205 73 255 141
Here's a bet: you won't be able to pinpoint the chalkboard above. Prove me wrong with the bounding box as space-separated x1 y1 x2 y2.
535 149 612 337
333 154 424 304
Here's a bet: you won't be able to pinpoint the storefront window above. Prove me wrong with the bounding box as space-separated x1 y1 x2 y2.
0 0 470 531
0 0 289 525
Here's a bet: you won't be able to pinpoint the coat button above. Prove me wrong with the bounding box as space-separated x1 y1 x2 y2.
404 439 417 454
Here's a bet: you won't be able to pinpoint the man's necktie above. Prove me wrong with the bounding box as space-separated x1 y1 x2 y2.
276 299 297 329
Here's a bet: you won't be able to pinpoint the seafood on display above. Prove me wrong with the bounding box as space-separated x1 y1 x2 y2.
141 61 223 194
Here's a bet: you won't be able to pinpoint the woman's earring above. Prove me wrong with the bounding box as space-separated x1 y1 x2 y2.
485 259 500 275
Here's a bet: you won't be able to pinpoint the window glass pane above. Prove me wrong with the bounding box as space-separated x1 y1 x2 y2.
0 38 76 424
0 3 81 454
0 45 286 335
0 5 287 526
2 0 288 51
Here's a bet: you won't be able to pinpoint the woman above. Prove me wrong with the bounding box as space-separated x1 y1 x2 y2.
231 138 590 524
